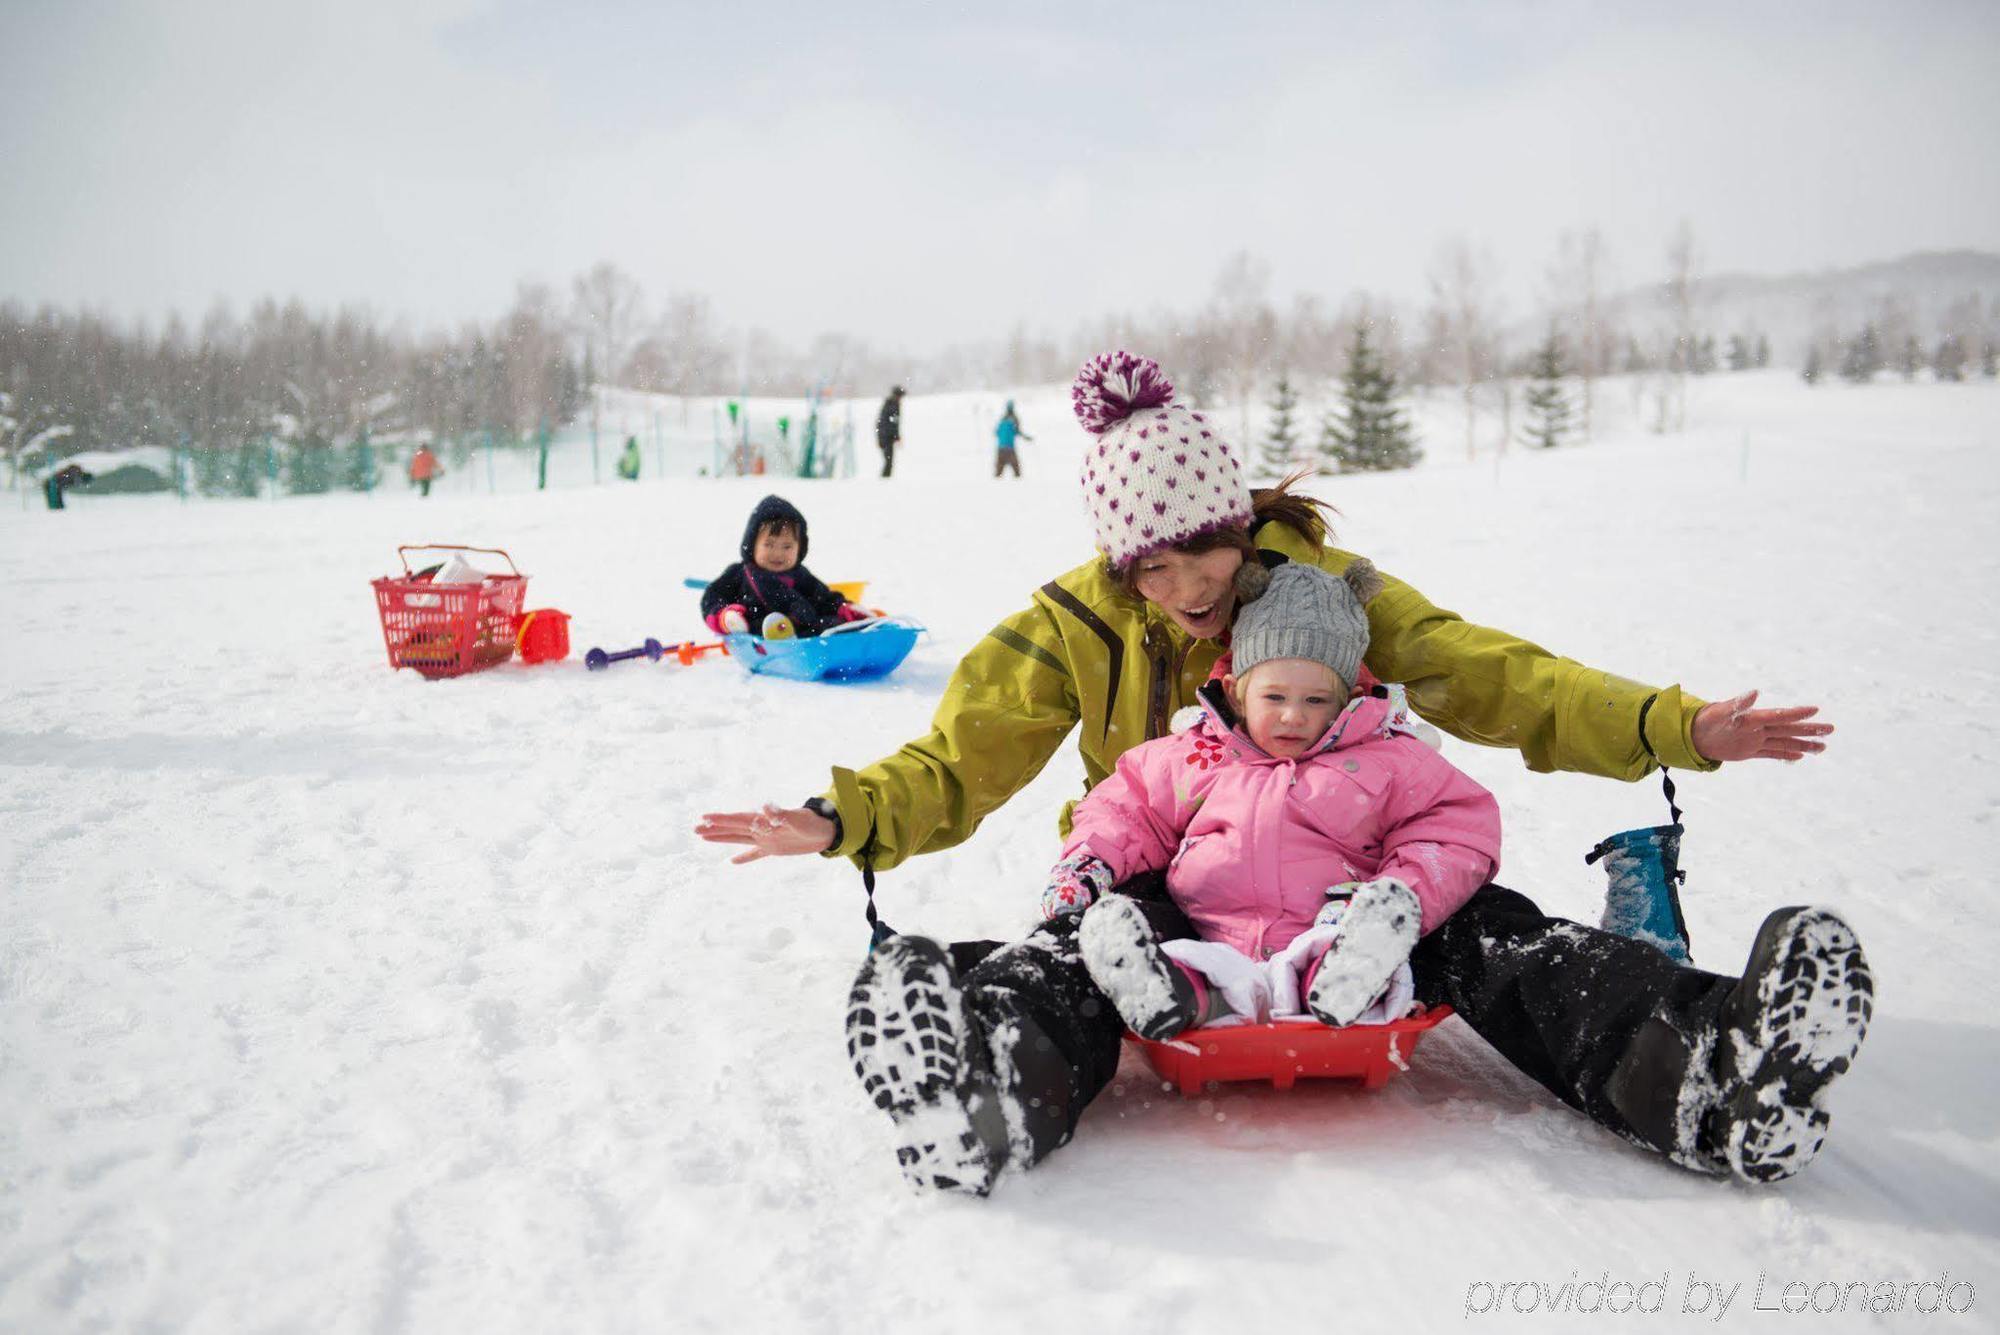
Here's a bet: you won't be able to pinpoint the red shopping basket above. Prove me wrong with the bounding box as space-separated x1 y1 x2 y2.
372 545 529 679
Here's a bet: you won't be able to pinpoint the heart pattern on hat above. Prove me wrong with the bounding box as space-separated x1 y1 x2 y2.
1070 350 1254 565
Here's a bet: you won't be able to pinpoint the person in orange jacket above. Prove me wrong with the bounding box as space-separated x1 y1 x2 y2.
408 445 443 497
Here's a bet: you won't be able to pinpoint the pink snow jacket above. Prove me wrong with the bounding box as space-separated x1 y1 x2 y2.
1062 690 1502 961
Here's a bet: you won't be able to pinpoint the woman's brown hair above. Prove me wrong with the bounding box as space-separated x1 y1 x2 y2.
1108 469 1335 594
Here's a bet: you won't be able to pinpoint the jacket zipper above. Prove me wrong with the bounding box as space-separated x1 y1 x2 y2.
1144 624 1168 739
1145 629 1202 740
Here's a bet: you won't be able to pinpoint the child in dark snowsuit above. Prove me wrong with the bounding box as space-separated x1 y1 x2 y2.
700 495 864 638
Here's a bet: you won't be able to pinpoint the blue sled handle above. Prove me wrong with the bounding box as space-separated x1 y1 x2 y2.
682 577 709 590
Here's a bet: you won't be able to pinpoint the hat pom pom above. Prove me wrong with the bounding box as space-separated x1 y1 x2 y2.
1232 560 1272 603
1072 350 1176 435
1342 557 1383 605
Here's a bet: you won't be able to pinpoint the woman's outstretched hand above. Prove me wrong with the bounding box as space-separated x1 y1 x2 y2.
1690 690 1834 764
695 804 837 864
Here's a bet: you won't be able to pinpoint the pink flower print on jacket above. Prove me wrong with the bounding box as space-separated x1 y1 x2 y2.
1185 734 1227 771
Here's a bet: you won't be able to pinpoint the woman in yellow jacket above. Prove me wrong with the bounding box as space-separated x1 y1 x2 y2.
698 352 1870 1197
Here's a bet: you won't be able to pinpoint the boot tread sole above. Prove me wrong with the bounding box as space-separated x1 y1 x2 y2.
844 938 1000 1196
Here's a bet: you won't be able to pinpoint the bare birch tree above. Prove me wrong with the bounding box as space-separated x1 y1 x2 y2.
1660 221 1701 433
1210 251 1278 449
1546 227 1612 441
570 262 645 389
1429 237 1499 461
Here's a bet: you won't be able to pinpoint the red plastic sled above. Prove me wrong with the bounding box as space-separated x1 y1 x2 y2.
1127 1006 1455 1097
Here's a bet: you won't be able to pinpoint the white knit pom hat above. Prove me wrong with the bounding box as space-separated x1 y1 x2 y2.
1071 351 1254 567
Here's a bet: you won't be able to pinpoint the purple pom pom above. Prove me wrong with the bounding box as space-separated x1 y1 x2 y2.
1071 350 1176 435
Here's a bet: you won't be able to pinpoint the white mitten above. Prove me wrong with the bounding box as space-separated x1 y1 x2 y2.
1307 878 1421 1027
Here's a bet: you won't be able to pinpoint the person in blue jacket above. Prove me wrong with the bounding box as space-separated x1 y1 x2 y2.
994 401 1031 478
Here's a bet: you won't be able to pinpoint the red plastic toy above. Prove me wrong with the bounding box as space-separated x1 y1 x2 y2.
514 608 572 665
1127 1006 1455 1097
371 544 528 680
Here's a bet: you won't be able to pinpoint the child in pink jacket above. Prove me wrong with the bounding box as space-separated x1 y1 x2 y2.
1044 559 1503 1040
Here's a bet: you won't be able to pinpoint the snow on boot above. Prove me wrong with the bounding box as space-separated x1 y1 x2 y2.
1610 906 1873 1183
1078 895 1202 1041
1590 823 1693 964
1708 906 1874 1182
761 612 796 640
1307 878 1421 1028
844 936 1010 1196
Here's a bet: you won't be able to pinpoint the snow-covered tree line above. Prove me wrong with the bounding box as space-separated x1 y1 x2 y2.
7 234 1997 478
1798 293 2000 386
1 286 586 476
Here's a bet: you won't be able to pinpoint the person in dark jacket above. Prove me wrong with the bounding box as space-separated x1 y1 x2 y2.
699 494 864 638
43 463 94 510
876 387 905 478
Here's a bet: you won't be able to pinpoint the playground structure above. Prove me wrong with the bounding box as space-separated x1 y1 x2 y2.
16 385 867 505
580 383 859 482
709 383 858 479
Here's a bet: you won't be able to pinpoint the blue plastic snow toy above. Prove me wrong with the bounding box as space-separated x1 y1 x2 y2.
722 617 922 683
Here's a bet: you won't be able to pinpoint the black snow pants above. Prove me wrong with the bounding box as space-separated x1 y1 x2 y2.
945 876 1737 1170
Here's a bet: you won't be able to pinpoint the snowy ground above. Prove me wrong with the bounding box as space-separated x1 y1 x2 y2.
4 372 1998 1332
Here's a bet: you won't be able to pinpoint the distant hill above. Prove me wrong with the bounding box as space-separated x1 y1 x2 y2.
1588 249 2000 366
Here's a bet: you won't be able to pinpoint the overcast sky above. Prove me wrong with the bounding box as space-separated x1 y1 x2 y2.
3 0 1996 351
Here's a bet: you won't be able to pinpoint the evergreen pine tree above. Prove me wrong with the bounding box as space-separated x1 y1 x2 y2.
1725 334 1750 372
192 440 232 496
1518 324 1573 450
1983 342 1998 379
1754 334 1771 368
1693 334 1718 375
1839 324 1882 382
233 438 267 497
340 428 377 491
1898 335 1925 381
1801 345 1824 386
1933 335 1966 382
1320 323 1422 473
286 431 335 495
1258 372 1302 479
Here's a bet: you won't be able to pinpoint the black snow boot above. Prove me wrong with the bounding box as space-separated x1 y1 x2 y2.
1608 906 1874 1183
844 936 1012 1196
1078 895 1204 1041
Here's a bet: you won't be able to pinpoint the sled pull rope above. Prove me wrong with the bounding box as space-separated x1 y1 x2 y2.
861 849 895 951
1586 769 1686 869
1632 690 1684 825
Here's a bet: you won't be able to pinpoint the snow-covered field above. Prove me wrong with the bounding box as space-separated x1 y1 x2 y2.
4 372 1998 1332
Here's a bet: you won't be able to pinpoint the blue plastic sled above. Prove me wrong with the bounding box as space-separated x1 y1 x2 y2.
723 617 921 682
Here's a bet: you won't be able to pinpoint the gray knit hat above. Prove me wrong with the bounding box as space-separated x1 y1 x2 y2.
1231 560 1384 692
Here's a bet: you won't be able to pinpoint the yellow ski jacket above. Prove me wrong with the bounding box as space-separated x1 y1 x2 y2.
822 521 1714 870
